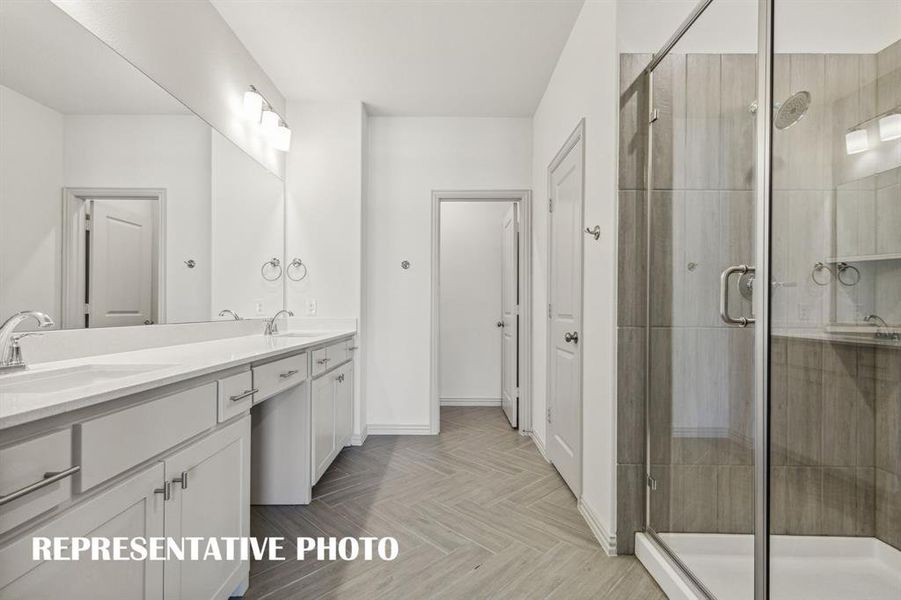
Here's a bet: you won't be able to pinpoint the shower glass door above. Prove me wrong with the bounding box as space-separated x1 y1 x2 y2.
645 1 759 597
768 1 901 598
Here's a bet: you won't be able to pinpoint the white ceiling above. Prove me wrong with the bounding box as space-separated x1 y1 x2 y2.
0 0 188 115
211 0 585 116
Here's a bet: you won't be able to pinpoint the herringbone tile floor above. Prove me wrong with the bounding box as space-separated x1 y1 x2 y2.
246 407 665 599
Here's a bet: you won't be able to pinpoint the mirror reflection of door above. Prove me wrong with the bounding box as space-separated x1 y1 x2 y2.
86 198 157 328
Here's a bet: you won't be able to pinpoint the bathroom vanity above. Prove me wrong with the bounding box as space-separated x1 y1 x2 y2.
0 327 356 599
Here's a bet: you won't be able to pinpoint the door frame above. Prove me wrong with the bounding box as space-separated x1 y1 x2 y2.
61 187 167 329
429 190 533 435
545 119 586 496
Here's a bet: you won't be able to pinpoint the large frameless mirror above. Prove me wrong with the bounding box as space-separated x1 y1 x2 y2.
0 0 285 330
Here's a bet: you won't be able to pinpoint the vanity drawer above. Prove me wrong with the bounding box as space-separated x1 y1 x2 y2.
311 340 351 377
218 371 254 422
0 429 74 534
252 352 307 403
77 383 216 491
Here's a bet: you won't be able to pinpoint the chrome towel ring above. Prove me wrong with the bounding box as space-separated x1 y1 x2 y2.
261 258 283 281
836 262 860 286
287 258 308 281
811 262 832 286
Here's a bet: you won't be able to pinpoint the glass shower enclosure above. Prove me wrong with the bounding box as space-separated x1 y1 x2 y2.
639 1 901 598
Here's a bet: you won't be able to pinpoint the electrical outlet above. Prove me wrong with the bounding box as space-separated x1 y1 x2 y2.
306 298 317 316
798 304 812 322
255 300 264 315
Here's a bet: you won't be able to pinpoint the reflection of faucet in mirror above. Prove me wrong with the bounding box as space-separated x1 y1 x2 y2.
264 310 294 336
864 314 887 328
219 310 242 320
864 314 900 341
0 311 55 373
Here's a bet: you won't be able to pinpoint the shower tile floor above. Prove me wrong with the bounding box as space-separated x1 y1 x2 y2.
656 533 901 600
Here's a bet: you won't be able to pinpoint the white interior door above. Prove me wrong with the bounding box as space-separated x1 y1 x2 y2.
88 199 154 327
547 127 584 496
501 204 519 427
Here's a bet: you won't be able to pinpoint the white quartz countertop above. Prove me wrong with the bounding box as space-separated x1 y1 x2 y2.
0 329 355 430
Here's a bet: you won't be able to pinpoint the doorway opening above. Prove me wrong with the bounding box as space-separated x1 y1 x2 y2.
62 187 166 329
430 190 533 436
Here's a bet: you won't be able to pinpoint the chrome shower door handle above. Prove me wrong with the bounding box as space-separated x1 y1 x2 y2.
720 265 755 327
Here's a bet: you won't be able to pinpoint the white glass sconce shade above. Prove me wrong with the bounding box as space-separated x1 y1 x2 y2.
879 113 901 142
273 125 292 152
243 90 263 122
845 129 869 155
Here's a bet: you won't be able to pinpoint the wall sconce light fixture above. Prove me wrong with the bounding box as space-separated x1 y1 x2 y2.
243 85 292 152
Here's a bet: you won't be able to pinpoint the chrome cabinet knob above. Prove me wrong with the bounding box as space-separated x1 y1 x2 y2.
496 321 504 328
564 331 579 344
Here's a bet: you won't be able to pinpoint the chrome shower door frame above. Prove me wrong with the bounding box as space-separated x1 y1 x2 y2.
640 1 775 599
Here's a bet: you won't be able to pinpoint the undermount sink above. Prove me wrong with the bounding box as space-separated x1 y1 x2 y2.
0 364 173 394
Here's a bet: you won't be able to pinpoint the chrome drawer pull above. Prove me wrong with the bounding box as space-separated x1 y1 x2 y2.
0 465 80 506
317 358 331 365
154 481 171 501
279 369 299 379
172 470 189 490
229 388 258 402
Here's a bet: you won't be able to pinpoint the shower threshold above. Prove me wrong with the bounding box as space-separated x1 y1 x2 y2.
636 531 901 600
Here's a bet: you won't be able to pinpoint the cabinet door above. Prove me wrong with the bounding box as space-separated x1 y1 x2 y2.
311 374 336 484
0 464 165 600
335 363 354 449
163 416 250 600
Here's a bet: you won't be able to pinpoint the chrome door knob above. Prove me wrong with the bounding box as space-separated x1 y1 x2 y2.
564 331 579 344
496 321 505 328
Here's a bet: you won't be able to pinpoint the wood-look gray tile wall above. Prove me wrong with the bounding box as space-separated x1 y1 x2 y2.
616 47 901 552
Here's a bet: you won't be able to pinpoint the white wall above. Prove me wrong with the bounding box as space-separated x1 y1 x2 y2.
439 202 510 404
51 0 287 178
63 114 213 324
285 99 366 441
365 117 531 430
531 0 619 541
211 130 284 320
0 85 64 326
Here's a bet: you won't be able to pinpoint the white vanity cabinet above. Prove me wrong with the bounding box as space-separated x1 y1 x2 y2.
311 358 354 484
163 415 250 600
0 463 166 600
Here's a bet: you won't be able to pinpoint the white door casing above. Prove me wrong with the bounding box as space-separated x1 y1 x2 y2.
501 204 519 427
546 121 585 497
88 199 154 328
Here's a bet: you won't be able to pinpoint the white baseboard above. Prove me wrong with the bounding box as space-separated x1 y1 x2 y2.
350 426 368 446
578 498 617 556
530 432 550 463
367 424 433 435
440 397 502 407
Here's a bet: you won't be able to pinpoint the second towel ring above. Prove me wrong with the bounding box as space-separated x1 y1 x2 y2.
836 262 860 286
287 258 308 281
261 258 283 281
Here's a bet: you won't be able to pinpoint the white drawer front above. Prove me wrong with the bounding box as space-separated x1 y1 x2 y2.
311 347 329 377
327 340 350 366
252 352 308 403
77 383 216 491
0 429 74 535
218 371 254 423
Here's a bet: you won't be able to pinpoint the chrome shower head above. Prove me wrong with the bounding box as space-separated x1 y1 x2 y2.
774 91 811 130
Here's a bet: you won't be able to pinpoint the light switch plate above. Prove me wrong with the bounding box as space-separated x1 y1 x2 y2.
306 298 317 316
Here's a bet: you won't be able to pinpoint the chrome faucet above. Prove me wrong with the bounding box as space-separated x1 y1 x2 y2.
218 309 242 320
864 314 888 328
264 310 294 335
0 311 55 374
